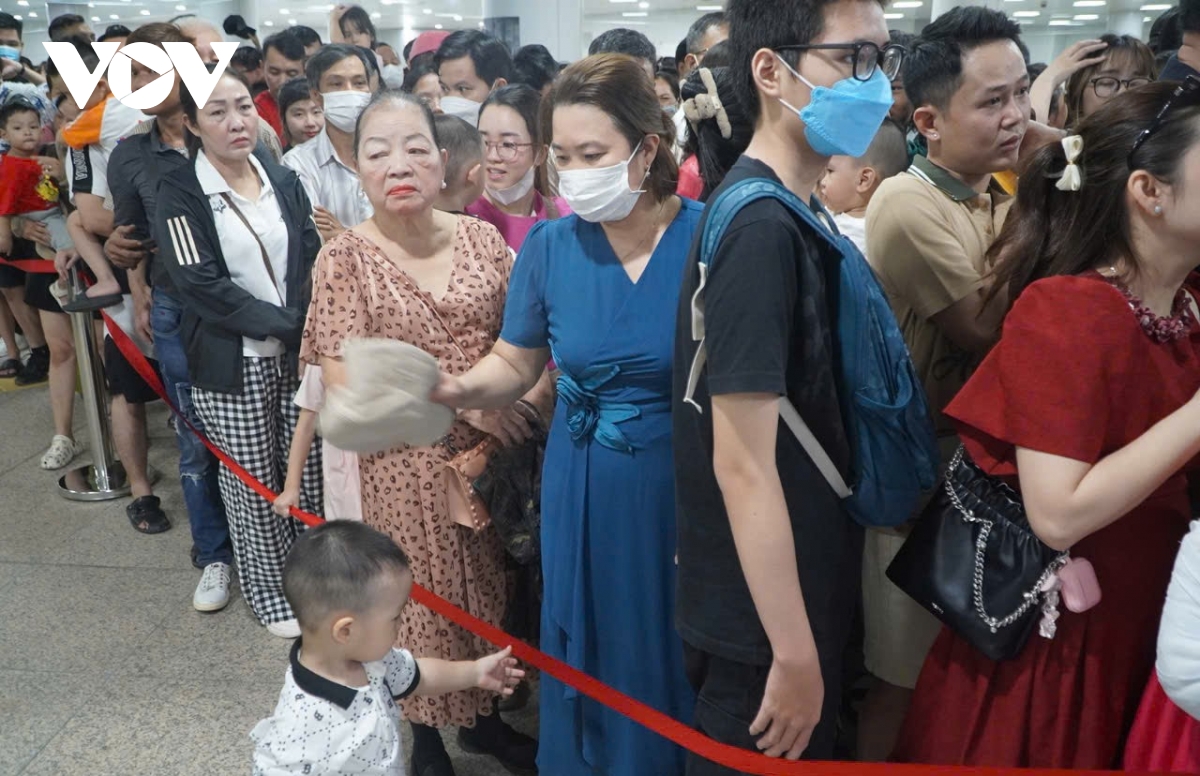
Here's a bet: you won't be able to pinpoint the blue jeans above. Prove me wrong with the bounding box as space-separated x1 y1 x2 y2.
150 289 233 566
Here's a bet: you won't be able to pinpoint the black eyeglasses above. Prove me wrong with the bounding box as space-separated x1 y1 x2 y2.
1129 75 1200 165
1090 76 1152 99
774 42 905 82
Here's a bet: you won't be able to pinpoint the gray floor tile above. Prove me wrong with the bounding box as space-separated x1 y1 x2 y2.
0 563 191 674
0 670 81 776
18 674 277 776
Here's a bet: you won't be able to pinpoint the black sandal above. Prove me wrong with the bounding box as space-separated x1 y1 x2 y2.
0 358 19 378
62 292 124 314
126 495 171 534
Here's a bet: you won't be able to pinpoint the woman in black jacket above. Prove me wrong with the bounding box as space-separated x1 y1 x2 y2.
154 69 323 638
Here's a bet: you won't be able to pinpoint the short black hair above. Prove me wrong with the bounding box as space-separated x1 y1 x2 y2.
98 24 130 42
687 11 727 55
262 30 306 64
729 0 884 121
435 114 483 192
291 25 322 50
1179 0 1200 36
358 44 381 81
675 39 688 64
48 14 86 42
0 98 39 128
339 6 377 48
589 28 656 66
231 45 263 71
305 42 371 91
0 12 21 39
512 44 558 92
278 77 313 119
858 119 909 180
700 41 731 69
435 30 513 88
905 6 1025 111
45 35 99 80
402 61 438 93
283 522 411 630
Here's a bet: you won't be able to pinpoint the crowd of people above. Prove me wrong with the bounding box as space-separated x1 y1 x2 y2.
3 0 1200 773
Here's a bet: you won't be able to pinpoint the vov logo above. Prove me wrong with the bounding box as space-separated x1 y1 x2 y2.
43 41 239 112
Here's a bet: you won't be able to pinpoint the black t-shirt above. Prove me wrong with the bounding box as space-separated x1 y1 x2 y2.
672 156 863 667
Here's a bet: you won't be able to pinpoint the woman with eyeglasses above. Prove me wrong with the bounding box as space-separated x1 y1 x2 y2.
1031 34 1156 129
892 78 1200 769
465 84 570 251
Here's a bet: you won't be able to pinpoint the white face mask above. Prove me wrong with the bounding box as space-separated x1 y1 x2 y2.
556 141 648 224
487 166 536 207
322 90 372 133
440 96 481 127
381 63 406 90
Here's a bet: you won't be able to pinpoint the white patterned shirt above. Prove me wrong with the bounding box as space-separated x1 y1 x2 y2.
282 128 373 230
251 640 421 776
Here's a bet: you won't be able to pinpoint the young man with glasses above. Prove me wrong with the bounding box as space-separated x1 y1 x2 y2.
672 0 899 768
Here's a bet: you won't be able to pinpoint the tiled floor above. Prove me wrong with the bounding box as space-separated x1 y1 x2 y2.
0 385 535 775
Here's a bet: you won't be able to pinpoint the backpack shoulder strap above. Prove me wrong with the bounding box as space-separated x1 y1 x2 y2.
683 176 852 499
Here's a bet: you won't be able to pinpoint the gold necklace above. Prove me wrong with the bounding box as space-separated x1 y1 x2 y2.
614 199 667 263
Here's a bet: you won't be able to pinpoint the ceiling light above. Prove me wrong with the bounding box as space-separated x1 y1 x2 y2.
279 8 290 14
1048 19 1082 25
140 8 150 14
1013 11 1040 16
423 8 433 13
883 12 904 18
91 15 100 21
175 4 186 9
288 18 297 25
11 14 19 20
1141 3 1171 9
1073 0 1106 5
87 2 93 6
609 0 639 4
435 23 443 29
1144 15 1153 20
263 19 274 25
453 14 463 20
1074 13 1099 19
110 14 119 19
16 1 27 6
696 3 722 8
893 2 922 8
370 10 381 17
639 1 650 7
622 11 648 16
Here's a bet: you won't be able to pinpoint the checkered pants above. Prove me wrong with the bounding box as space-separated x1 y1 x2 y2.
192 356 323 625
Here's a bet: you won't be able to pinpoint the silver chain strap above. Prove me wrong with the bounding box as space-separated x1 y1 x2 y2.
945 447 1069 634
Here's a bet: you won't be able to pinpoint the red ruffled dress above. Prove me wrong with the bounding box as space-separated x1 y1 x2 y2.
1125 674 1200 772
891 274 1200 768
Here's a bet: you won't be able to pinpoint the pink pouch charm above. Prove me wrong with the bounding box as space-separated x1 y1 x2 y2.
1057 557 1102 613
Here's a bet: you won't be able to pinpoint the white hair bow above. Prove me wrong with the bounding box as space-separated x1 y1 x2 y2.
682 68 732 140
1056 135 1084 192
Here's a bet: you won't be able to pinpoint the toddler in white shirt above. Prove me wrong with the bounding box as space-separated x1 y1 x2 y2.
818 120 909 258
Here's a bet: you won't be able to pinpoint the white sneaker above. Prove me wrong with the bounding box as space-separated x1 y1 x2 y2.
40 435 84 470
266 618 301 639
193 562 231 612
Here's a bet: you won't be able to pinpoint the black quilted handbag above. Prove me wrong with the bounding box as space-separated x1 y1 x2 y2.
886 446 1069 661
472 429 545 567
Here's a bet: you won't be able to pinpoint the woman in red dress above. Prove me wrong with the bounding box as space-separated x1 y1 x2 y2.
891 81 1200 768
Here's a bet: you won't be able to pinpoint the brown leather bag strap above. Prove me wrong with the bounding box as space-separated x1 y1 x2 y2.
219 192 279 290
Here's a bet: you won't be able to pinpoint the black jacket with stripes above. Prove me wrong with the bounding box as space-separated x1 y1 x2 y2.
152 154 320 395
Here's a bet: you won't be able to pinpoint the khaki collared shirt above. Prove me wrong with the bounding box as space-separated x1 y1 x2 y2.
865 155 1012 438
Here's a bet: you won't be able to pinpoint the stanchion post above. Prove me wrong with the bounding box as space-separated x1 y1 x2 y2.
57 266 131 501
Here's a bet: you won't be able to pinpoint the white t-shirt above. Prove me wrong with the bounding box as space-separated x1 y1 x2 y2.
194 150 290 357
251 640 421 776
1158 519 1200 720
833 212 868 259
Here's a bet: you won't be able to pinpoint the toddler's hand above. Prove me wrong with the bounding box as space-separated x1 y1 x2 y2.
273 488 300 517
474 646 525 695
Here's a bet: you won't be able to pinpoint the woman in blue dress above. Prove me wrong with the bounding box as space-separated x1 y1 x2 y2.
434 54 700 775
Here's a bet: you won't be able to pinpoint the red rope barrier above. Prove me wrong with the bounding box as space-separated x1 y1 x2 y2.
3 254 1149 775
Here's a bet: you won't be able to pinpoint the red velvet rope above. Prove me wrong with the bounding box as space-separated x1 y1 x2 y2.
0 256 1139 775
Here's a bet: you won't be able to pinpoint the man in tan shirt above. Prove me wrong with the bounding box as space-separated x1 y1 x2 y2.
860 5 1029 762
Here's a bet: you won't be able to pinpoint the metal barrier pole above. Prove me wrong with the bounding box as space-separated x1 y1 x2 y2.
58 265 130 501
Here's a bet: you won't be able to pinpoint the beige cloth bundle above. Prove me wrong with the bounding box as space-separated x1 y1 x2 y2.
318 338 455 453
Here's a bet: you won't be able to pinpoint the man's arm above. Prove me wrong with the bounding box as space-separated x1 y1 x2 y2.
928 285 1007 354
712 392 824 760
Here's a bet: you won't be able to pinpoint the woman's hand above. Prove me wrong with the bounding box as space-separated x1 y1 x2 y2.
14 217 53 248
1029 39 1108 122
431 371 467 407
273 487 300 517
473 646 526 695
461 407 533 447
313 206 346 242
36 155 64 183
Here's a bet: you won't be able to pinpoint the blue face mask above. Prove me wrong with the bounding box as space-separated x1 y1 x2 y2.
777 55 894 157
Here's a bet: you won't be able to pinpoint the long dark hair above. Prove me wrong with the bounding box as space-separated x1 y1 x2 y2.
480 84 557 214
987 81 1200 309
681 66 751 201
